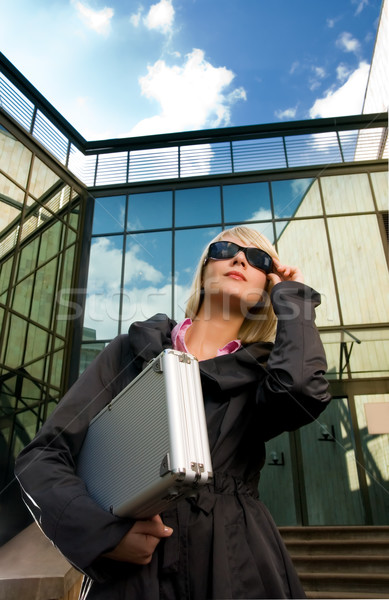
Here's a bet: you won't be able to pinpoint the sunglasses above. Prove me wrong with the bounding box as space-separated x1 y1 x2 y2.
204 241 273 274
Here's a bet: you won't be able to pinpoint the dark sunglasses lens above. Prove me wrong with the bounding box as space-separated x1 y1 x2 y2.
208 242 236 259
246 248 272 273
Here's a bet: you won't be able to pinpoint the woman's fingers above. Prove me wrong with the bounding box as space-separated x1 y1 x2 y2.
268 259 304 284
102 515 173 565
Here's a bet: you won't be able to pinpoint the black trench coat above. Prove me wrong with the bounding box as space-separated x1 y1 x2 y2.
15 282 331 599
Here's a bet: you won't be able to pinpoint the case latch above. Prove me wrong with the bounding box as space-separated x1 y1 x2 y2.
160 452 171 476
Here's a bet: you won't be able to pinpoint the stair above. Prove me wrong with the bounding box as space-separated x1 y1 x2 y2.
279 526 389 599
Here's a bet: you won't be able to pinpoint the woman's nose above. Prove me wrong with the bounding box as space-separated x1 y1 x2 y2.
232 251 247 267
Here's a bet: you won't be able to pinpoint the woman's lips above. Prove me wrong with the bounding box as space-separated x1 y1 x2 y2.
225 271 247 281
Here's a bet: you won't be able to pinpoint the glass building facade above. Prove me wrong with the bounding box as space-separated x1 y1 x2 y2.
0 52 388 548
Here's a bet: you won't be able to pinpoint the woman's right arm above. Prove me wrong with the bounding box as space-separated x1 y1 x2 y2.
14 335 164 581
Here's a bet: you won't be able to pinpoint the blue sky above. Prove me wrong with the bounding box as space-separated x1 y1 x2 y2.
0 0 383 140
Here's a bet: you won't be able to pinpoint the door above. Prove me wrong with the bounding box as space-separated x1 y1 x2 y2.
258 394 389 525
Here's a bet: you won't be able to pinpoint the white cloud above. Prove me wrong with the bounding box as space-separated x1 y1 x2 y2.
72 0 114 35
308 66 326 91
130 10 142 27
336 63 352 82
352 0 369 15
313 66 326 79
336 32 361 54
250 208 273 221
144 0 175 34
87 238 164 294
275 107 297 120
309 61 370 118
129 48 247 136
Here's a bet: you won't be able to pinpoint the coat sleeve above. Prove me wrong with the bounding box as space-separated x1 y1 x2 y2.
14 334 135 582
257 281 331 441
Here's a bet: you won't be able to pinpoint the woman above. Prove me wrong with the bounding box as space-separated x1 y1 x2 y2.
15 225 331 599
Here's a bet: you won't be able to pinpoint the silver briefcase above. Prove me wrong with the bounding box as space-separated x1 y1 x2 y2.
77 349 213 519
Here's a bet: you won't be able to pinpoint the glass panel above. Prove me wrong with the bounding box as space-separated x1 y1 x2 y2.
272 178 317 218
257 432 297 526
370 171 388 210
12 405 37 454
92 195 126 234
302 398 365 524
12 274 34 317
231 220 275 244
5 315 27 367
327 215 389 325
174 227 222 320
29 156 60 200
48 348 64 388
321 173 375 214
277 218 340 327
30 258 58 329
0 126 32 188
83 236 123 340
0 174 25 235
38 221 62 266
127 191 172 231
16 238 39 282
121 231 172 331
320 328 389 380
348 329 389 379
223 182 272 223
21 374 44 404
175 187 221 227
355 394 389 524
56 244 76 338
79 341 106 375
68 205 80 234
25 324 48 367
0 258 13 295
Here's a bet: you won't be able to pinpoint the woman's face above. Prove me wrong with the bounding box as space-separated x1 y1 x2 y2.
202 234 268 314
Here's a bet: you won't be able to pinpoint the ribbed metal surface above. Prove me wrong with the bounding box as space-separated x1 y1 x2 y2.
128 147 179 182
77 365 169 509
285 132 343 167
95 151 128 186
232 137 287 171
32 110 69 164
180 142 232 177
1 62 387 187
0 73 34 131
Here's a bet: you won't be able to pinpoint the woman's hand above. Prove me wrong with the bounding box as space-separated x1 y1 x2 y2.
102 515 173 565
267 258 304 286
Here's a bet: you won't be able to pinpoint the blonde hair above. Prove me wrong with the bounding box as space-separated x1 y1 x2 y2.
185 226 279 344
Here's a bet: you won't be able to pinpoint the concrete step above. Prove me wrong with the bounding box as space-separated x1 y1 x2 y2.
280 525 389 541
306 592 389 599
292 554 389 574
299 573 389 595
285 539 389 556
279 527 389 599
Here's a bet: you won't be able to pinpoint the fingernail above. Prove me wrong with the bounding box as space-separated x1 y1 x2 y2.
164 526 173 533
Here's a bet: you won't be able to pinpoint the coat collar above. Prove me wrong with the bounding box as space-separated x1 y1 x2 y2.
128 314 273 392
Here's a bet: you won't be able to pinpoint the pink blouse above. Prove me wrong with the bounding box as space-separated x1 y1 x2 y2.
171 318 241 359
